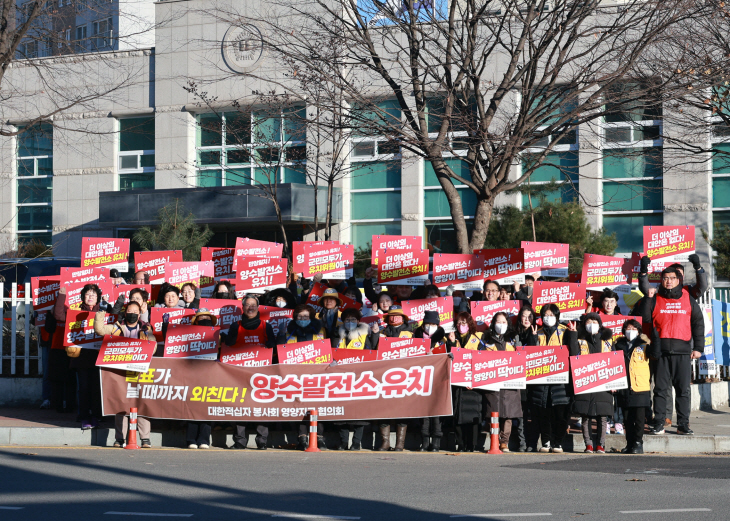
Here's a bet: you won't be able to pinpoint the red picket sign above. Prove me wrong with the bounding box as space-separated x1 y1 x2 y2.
149 307 196 335
332 348 379 364
581 253 633 293
533 281 587 320
470 300 521 332
473 248 526 285
375 248 430 285
64 279 113 311
164 261 214 289
163 324 220 360
200 247 235 297
259 306 294 338
219 346 274 367
401 296 454 332
376 337 429 360
134 251 183 284
471 350 526 391
236 257 287 293
521 241 569 277
81 238 130 271
60 266 108 287
432 253 485 290
218 279 245 299
197 298 242 330
362 313 385 333
571 351 628 394
111 284 152 305
450 348 473 388
304 282 361 314
63 309 113 350
517 345 570 384
643 225 695 263
277 339 333 365
371 235 422 265
292 240 338 273
96 335 156 372
233 238 283 270
599 314 639 340
296 243 354 279
31 276 61 328
630 252 669 285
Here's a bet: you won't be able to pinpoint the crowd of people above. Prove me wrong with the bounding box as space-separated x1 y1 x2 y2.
37 253 707 454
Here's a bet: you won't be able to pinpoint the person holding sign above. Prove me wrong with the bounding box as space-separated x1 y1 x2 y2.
614 319 651 454
185 311 217 449
363 266 413 305
586 288 621 316
567 313 615 454
317 288 344 344
93 300 157 448
129 288 151 324
527 304 572 453
414 310 447 452
483 312 524 453
641 266 705 436
638 254 707 301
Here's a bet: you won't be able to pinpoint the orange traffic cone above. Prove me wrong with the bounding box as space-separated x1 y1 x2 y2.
487 411 502 454
304 408 320 453
124 407 140 450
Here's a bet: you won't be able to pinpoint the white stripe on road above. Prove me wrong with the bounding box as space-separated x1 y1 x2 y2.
271 514 360 519
451 515 552 518
620 509 711 514
104 513 193 517
0 507 24 510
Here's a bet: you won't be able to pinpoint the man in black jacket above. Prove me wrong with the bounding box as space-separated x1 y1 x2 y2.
637 254 708 300
641 266 704 435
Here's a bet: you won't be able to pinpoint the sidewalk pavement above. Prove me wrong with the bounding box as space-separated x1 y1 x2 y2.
2 406 730 453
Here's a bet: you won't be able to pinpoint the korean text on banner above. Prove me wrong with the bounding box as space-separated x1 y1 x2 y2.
219 346 274 367
470 300 521 332
533 281 586 320
401 296 454 332
163 324 220 360
97 335 156 372
60 266 108 286
277 339 333 365
518 345 569 384
164 261 214 289
259 306 293 338
375 248 429 285
297 243 354 279
200 247 235 297
473 248 526 285
149 307 196 335
376 337 429 360
232 238 283 270
599 314 637 339
570 351 628 394
31 276 60 328
581 253 633 293
134 251 183 284
332 348 378 364
63 309 113 350
198 298 242 329
81 238 130 271
236 257 287 293
700 304 716 376
711 299 729 368
450 348 473 388
292 241 338 273
521 241 569 277
629 252 669 286
432 253 485 290
371 235 422 265
101 355 453 421
112 284 152 305
643 225 695 263
471 350 526 391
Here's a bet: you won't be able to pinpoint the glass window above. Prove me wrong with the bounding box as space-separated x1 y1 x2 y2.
197 170 223 187
17 177 53 204
424 158 472 187
283 166 306 184
524 151 579 183
225 111 251 145
351 191 401 220
603 180 662 211
351 162 401 189
604 82 662 123
17 206 53 231
283 106 306 142
603 148 662 179
198 114 223 147
17 232 52 248
352 99 401 137
425 220 474 254
424 188 477 218
713 177 730 209
521 183 579 208
530 86 578 126
120 173 155 191
713 210 730 227
603 213 663 252
226 169 252 186
351 222 402 250
253 111 282 142
18 124 53 157
119 117 155 151
713 143 730 175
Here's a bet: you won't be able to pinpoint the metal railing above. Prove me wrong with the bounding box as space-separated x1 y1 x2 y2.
0 282 36 375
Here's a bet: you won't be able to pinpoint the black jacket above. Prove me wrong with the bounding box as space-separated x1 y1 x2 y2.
225 316 277 349
567 328 615 417
261 287 298 309
614 335 652 408
413 325 446 348
371 322 416 349
276 317 326 344
638 268 707 300
640 285 705 357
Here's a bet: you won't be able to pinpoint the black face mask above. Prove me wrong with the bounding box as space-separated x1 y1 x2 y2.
197 319 213 327
215 292 230 299
125 313 139 324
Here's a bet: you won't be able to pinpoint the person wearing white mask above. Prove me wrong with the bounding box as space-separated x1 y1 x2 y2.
567 312 615 454
614 319 651 454
483 312 523 452
261 287 297 310
414 310 447 451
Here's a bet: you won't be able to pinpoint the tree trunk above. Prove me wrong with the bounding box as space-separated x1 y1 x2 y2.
272 199 290 260
468 197 495 252
430 158 470 253
313 176 319 241
325 180 334 241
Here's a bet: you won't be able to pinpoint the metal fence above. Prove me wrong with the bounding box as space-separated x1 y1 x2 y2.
0 282 36 376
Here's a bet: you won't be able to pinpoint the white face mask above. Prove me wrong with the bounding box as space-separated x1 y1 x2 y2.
586 323 599 335
276 300 287 308
495 323 507 335
543 316 556 327
453 297 462 306
425 325 437 335
625 329 638 341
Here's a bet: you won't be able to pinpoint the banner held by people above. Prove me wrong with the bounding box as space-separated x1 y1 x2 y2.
81 237 130 271
295 243 354 279
64 309 113 350
134 250 183 284
570 351 628 395
521 241 569 277
581 253 633 293
533 281 587 320
96 335 156 372
163 325 220 360
219 346 274 367
236 257 287 293
450 348 473 388
375 247 429 285
371 235 422 265
470 300 521 332
518 345 569 384
432 253 485 290
376 337 429 360
31 276 60 328
278 339 333 364
332 348 379 364
200 247 235 297
401 296 454 332
473 248 526 285
471 350 526 390
165 261 214 289
643 225 695 263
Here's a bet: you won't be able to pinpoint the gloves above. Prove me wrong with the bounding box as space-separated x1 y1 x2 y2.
447 352 454 360
162 313 170 324
639 255 651 273
100 299 112 313
688 253 701 271
445 285 455 297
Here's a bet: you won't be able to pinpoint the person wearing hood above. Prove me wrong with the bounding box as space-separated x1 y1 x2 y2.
277 304 328 450
415 310 446 451
334 308 373 450
225 295 276 450
317 288 343 346
567 312 615 453
641 265 704 436
483 312 523 453
261 287 298 310
373 305 416 451
614 319 651 454
527 303 572 453
94 300 157 449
